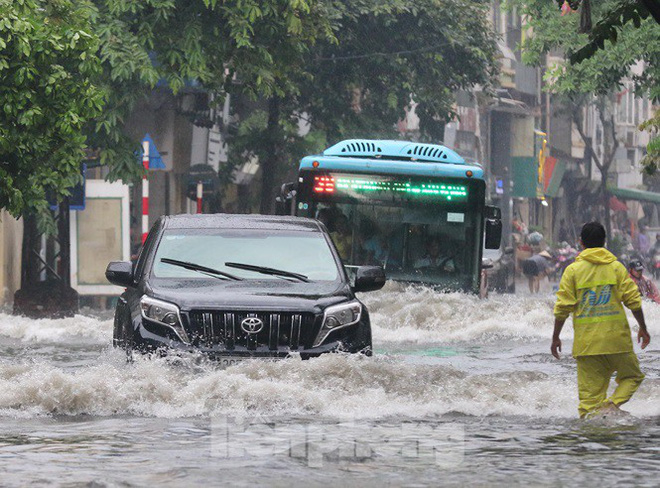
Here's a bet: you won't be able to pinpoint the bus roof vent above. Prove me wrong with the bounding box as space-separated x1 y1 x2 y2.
324 139 383 157
323 139 464 164
399 142 464 164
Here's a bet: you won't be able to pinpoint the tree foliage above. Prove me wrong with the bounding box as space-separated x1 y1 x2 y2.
228 0 498 212
304 0 498 142
553 0 660 64
1 0 498 217
0 0 104 218
91 0 335 184
512 0 660 176
517 1 660 96
639 112 660 171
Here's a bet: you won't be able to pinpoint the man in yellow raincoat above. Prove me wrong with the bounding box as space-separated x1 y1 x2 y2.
552 222 651 418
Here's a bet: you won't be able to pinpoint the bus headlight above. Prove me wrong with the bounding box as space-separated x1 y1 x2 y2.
314 300 362 347
140 296 190 344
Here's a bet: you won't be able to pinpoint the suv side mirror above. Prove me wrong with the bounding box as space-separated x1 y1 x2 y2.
353 266 386 292
481 258 494 269
504 246 515 255
106 261 134 288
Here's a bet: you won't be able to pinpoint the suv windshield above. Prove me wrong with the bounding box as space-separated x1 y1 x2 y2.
152 228 340 281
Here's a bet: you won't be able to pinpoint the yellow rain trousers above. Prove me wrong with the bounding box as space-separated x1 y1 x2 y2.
554 247 644 417
576 352 645 418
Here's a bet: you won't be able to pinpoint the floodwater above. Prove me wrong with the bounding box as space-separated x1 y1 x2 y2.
1 283 659 486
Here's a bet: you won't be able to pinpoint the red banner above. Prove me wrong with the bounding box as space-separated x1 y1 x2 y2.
543 156 557 193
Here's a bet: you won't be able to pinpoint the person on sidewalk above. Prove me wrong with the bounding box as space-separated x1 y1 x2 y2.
551 221 651 418
628 260 660 304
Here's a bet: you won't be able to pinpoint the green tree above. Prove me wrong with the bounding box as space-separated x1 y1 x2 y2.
511 0 660 235
0 0 104 218
639 111 660 170
557 0 660 64
558 0 660 176
306 0 498 141
88 0 335 212
229 0 498 213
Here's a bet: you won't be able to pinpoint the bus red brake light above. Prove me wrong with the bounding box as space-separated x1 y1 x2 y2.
313 175 335 193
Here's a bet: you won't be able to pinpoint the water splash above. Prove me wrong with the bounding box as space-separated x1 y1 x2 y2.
0 312 112 344
0 352 584 419
1 286 658 420
363 282 660 344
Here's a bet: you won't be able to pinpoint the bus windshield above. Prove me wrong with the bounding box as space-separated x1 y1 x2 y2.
302 201 480 290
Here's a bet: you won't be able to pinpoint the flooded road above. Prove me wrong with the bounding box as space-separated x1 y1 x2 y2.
1 284 659 486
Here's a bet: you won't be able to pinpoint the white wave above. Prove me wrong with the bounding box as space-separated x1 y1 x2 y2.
0 312 112 344
2 282 659 348
363 282 559 344
5 351 654 420
364 281 660 345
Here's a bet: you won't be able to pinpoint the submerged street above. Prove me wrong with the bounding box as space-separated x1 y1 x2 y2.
1 284 659 486
2 0 660 486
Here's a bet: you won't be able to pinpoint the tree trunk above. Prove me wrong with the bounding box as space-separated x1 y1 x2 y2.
20 212 40 288
259 97 282 215
597 97 617 242
14 202 78 318
58 198 71 287
600 172 612 240
572 97 617 241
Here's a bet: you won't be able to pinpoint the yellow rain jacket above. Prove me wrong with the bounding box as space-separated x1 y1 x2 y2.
554 247 642 357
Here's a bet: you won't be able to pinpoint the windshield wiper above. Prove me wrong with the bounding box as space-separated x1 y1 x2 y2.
224 262 310 282
160 258 242 281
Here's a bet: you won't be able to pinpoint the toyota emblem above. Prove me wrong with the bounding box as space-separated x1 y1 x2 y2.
240 317 264 334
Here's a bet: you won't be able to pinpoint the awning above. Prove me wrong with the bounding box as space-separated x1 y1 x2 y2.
609 187 660 205
609 196 628 212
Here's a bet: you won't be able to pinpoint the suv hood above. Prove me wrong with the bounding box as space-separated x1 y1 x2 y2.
146 278 351 312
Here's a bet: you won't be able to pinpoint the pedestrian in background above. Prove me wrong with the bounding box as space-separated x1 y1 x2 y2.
522 250 553 294
552 222 651 418
636 225 650 257
628 260 660 304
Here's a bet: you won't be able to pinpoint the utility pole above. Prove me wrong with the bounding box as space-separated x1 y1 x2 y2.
502 165 512 248
142 138 150 243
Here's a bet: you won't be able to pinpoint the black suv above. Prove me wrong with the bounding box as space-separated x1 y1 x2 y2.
106 214 385 364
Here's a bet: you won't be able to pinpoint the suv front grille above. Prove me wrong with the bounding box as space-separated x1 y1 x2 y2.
186 311 318 351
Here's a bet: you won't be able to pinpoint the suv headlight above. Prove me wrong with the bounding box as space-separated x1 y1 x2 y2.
313 300 362 347
140 296 190 344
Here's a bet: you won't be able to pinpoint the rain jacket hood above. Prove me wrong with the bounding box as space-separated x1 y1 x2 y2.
554 247 642 356
575 247 617 265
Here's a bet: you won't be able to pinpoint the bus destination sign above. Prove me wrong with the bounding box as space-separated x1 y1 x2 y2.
312 173 469 203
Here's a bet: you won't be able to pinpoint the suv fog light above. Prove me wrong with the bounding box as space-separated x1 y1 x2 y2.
140 295 190 344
